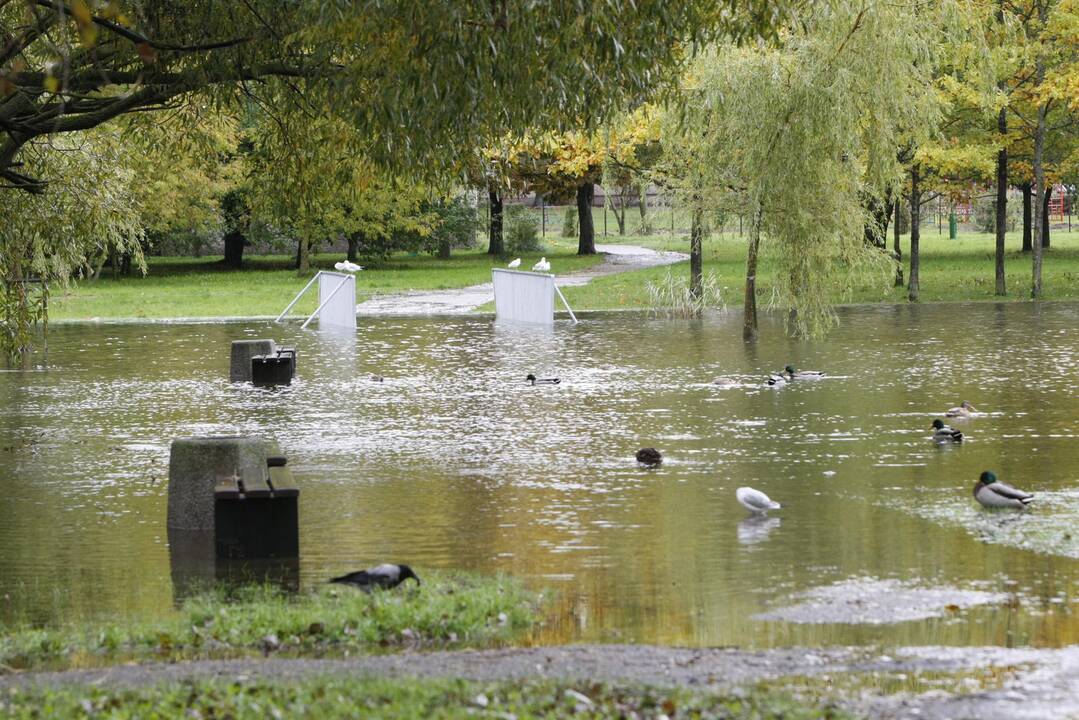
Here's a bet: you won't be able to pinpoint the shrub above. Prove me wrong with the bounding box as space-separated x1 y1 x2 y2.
504 204 544 255
646 271 724 318
561 206 577 237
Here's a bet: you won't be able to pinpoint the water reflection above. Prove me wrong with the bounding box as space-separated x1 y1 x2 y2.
0 304 1076 648
737 516 782 547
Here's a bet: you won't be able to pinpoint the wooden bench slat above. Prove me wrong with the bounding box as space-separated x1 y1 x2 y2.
268 466 299 497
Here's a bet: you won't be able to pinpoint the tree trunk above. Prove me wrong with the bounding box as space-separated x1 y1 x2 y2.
637 185 650 235
689 205 703 301
1022 182 1033 252
743 210 761 341
297 236 310 274
1031 50 1047 298
347 234 360 263
893 199 904 287
438 238 452 259
223 231 246 269
487 189 504 256
994 106 1008 295
1041 184 1052 249
908 164 921 303
576 182 596 255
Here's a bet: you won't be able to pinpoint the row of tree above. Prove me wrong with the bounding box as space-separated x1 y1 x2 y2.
1 0 1077 359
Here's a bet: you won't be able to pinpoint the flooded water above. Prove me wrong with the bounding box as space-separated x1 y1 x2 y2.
0 303 1077 649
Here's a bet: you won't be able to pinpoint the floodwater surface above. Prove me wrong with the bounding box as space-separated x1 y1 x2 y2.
0 303 1077 649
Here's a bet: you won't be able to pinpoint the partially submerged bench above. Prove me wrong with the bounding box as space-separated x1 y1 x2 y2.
230 340 297 385
213 455 299 559
251 348 297 387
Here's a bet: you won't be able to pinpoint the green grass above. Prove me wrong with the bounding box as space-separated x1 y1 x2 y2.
0 677 856 719
49 244 601 321
0 572 538 671
560 227 1079 310
45 223 1079 321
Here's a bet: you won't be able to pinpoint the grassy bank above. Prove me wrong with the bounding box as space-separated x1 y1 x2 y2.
0 677 853 719
46 229 1079 321
49 244 600 321
562 228 1079 309
0 572 537 672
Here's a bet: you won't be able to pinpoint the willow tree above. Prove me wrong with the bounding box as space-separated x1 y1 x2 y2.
0 131 144 362
680 0 950 338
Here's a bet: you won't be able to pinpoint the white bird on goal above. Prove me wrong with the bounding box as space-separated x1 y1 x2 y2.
334 261 363 273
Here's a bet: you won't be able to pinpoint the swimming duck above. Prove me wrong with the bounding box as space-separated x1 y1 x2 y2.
508 258 521 269
636 448 662 466
330 563 420 591
736 486 781 514
945 401 978 418
784 365 824 380
931 419 963 443
973 471 1033 509
527 373 560 386
764 374 787 387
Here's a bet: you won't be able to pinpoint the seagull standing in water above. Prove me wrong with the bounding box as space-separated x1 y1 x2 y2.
736 487 781 514
329 563 420 591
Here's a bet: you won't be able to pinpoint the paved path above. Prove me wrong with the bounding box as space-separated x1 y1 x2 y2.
355 244 686 316
3 644 1077 719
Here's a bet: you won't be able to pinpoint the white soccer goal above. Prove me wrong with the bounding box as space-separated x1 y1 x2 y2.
276 271 357 330
492 269 577 325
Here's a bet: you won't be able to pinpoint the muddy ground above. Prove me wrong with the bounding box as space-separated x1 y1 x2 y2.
2 644 1076 719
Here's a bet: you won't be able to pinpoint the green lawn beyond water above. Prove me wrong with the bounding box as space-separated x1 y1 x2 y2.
563 227 1079 310
50 243 600 321
47 229 1079 321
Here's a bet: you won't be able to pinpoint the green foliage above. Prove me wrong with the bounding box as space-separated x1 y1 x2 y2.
0 572 539 671
671 0 957 336
0 677 854 720
0 131 145 361
646 271 724 318
561 206 578 237
503 205 543 255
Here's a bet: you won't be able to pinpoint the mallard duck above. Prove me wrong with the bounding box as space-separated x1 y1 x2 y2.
507 258 521 268
764 373 787 387
527 373 560 386
945 401 978 418
736 486 781 514
973 471 1033 509
636 448 662 466
330 563 420 591
931 419 963 443
784 365 824 380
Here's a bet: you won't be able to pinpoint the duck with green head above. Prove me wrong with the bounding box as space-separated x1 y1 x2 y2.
784 365 824 380
973 471 1033 509
931 419 963 443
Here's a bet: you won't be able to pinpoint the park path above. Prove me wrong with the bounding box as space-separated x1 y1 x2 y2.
1 644 1076 719
355 244 687 316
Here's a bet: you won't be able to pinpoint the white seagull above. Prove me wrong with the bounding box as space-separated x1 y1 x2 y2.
736 486 781 514
532 257 551 272
508 258 521 269
334 261 363 273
